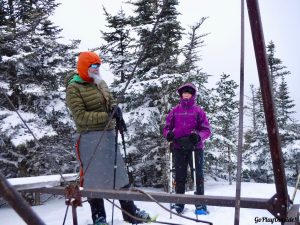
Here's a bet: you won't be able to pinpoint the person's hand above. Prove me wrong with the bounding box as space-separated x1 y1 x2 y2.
189 133 200 145
111 106 127 132
167 131 175 142
111 106 122 120
118 118 127 132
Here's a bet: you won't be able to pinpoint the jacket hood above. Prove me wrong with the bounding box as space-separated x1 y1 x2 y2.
177 83 197 97
77 51 102 83
64 73 86 88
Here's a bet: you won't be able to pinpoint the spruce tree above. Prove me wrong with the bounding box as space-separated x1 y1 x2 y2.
209 73 238 183
105 0 186 187
180 17 208 74
244 41 299 183
266 41 298 160
0 0 79 179
119 0 215 187
131 0 183 78
266 41 291 120
267 41 290 94
244 85 272 182
100 7 134 84
277 77 296 130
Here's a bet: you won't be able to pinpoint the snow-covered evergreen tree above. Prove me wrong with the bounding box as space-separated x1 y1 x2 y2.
100 7 135 83
180 17 208 74
104 0 188 187
206 73 238 183
266 41 299 184
244 85 272 182
244 41 299 184
268 47 300 183
131 0 183 78
125 0 183 187
267 41 290 96
277 76 298 145
277 77 295 128
0 0 79 178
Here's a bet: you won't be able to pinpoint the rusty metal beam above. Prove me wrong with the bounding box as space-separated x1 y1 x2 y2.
28 186 272 210
246 0 289 221
0 172 46 225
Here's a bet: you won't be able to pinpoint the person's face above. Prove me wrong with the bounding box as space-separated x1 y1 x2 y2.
182 92 192 99
88 64 100 76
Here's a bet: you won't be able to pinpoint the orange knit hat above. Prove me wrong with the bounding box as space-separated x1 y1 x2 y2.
77 52 102 82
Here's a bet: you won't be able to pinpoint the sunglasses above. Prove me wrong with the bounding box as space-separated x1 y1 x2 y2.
90 64 101 69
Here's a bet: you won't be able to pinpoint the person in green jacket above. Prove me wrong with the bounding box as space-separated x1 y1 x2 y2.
66 51 150 225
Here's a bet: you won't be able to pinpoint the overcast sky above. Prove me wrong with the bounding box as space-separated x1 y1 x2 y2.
52 0 300 122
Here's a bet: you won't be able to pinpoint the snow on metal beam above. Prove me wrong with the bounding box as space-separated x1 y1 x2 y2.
7 173 77 191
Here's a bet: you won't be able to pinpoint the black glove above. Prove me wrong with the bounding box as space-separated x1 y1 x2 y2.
111 106 123 120
189 133 200 145
112 106 127 132
167 131 175 142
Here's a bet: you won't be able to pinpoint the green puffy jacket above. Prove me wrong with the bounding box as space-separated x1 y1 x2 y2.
65 74 116 133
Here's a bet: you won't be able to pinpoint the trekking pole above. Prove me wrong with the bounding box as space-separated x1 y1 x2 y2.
119 128 133 185
291 171 300 203
169 142 173 219
111 125 119 225
192 150 197 192
192 150 198 220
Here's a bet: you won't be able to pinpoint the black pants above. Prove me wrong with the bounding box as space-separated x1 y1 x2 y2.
173 149 204 206
88 198 137 223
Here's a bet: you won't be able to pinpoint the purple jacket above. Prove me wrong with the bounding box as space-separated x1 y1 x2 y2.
163 83 211 150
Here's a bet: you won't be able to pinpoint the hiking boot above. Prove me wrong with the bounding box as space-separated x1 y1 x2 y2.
136 208 151 220
171 204 184 214
125 208 151 224
94 216 108 225
195 205 209 215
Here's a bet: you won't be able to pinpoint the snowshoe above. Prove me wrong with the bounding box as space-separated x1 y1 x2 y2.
195 205 209 215
171 204 184 214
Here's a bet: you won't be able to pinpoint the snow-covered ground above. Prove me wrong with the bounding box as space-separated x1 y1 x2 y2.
0 180 299 225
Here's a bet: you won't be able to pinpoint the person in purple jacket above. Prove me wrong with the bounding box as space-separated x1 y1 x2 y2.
163 83 211 214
